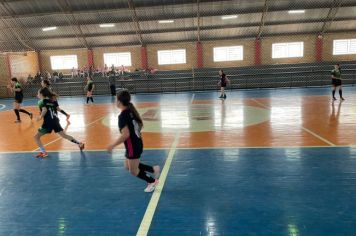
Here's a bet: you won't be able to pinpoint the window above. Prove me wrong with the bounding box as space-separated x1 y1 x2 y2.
213 46 243 62
157 49 186 65
50 55 78 70
272 42 304 59
333 39 356 55
103 52 132 67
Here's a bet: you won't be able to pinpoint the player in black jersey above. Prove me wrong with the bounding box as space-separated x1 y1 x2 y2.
85 77 95 104
331 64 345 101
218 70 230 99
8 78 33 123
41 79 70 121
107 90 160 193
34 88 84 158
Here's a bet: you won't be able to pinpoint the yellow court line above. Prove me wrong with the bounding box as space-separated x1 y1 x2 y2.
251 98 336 146
136 132 181 236
31 114 107 152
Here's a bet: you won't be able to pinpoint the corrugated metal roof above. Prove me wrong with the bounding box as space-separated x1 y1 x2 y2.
0 0 355 51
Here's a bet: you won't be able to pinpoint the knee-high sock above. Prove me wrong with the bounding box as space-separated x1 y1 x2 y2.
137 170 155 183
14 109 20 120
139 163 154 173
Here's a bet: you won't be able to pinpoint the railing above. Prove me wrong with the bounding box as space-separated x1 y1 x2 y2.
1 67 355 98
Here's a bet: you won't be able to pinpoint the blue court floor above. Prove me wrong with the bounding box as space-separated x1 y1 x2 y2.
0 147 355 235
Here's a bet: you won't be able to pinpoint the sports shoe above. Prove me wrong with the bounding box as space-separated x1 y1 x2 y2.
333 97 337 101
144 179 159 193
36 152 48 158
341 97 345 101
223 94 227 99
218 95 223 99
153 165 161 179
66 114 70 121
79 142 85 151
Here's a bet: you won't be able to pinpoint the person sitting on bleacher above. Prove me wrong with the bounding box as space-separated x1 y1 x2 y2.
52 71 59 83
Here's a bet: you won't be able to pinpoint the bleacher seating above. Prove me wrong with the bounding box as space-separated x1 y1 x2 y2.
1 61 355 98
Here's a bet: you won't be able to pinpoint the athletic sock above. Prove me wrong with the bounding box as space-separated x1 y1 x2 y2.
86 97 89 103
70 139 80 144
60 110 69 116
339 89 343 98
90 97 94 103
139 163 154 173
39 146 46 153
137 170 155 183
19 109 30 116
14 109 20 120
332 90 336 98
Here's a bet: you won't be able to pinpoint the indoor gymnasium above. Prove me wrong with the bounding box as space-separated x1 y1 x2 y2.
0 0 356 235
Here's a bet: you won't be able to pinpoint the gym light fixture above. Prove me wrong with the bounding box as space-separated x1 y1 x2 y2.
42 27 57 31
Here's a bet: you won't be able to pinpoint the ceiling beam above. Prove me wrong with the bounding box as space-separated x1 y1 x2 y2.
8 17 356 42
256 0 269 39
0 0 35 50
1 1 356 21
127 0 143 46
56 0 90 49
9 28 356 52
320 0 343 35
197 0 201 42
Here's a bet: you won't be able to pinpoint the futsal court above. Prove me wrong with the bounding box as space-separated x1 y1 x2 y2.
0 86 355 235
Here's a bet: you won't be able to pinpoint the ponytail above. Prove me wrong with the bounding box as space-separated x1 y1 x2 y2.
117 89 143 126
40 87 57 100
128 102 143 126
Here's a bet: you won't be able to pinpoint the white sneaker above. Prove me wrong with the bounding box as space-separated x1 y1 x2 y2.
153 165 161 179
144 179 159 193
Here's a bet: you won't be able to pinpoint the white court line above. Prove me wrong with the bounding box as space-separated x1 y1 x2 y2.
136 132 180 236
31 114 107 152
251 98 336 146
190 93 195 104
0 104 6 110
301 127 336 146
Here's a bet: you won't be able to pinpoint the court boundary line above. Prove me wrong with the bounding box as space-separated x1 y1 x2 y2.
31 114 108 152
251 98 336 146
2 145 356 155
190 93 195 104
136 132 180 236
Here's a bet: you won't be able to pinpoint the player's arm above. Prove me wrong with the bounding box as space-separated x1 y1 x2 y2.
331 70 336 79
107 126 130 153
37 107 47 121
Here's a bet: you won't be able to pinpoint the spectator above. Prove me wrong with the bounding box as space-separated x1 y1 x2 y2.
34 71 42 84
52 71 59 83
27 74 34 84
109 72 116 96
59 72 64 81
71 67 76 78
120 65 125 75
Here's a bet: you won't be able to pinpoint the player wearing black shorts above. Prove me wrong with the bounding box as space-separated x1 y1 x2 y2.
8 78 32 123
85 77 95 104
41 79 70 121
331 64 345 101
218 70 229 99
34 88 84 158
107 90 160 193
